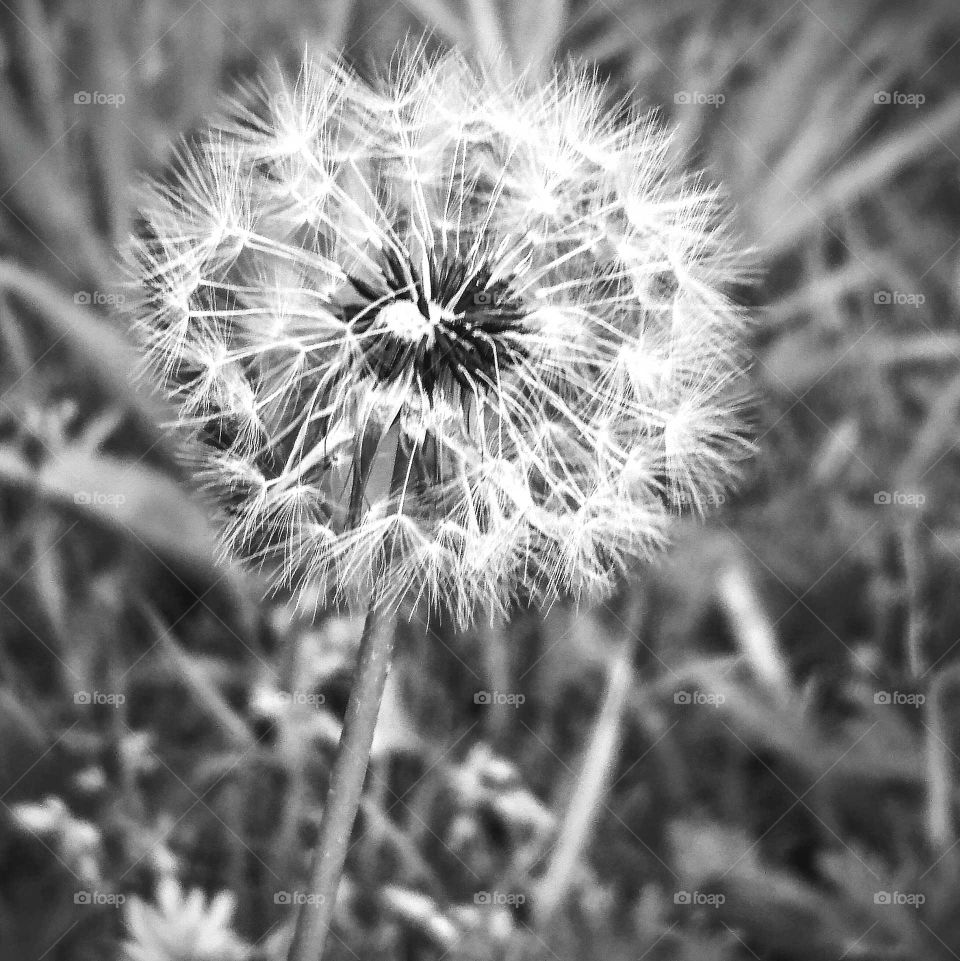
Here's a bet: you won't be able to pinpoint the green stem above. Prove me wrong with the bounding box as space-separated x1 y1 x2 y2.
287 603 396 961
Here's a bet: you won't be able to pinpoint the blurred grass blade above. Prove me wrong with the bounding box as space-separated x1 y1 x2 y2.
718 563 791 695
0 440 222 575
0 88 113 284
764 95 960 254
925 664 960 849
508 0 566 75
534 609 638 924
0 259 167 428
401 0 469 44
466 0 507 72
151 612 254 749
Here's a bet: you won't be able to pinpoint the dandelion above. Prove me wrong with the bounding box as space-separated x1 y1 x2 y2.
126 47 749 961
127 51 748 626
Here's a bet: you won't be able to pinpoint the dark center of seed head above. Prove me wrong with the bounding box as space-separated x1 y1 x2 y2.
345 249 529 401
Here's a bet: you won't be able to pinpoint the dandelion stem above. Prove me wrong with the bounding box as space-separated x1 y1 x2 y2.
288 602 396 961
480 615 513 747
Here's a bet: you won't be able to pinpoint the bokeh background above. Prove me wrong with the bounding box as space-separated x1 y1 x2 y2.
2 0 960 958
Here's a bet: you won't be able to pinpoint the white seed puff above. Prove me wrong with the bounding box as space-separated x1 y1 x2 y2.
126 50 750 624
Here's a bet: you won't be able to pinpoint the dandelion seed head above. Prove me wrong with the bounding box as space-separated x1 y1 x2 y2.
126 49 751 625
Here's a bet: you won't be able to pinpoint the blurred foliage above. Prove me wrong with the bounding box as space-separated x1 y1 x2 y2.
2 0 960 958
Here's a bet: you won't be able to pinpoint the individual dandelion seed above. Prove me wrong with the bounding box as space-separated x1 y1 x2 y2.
126 50 750 627
125 47 751 961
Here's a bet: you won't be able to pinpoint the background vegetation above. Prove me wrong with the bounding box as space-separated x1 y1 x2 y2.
1 0 960 958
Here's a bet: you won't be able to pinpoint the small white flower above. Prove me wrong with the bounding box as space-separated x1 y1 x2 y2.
127 50 750 624
11 795 103 883
122 877 250 961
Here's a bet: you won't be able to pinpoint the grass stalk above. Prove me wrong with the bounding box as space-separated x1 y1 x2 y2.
534 611 638 925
